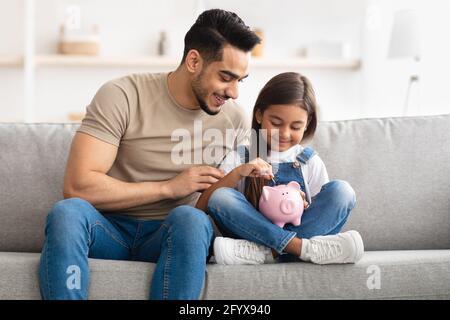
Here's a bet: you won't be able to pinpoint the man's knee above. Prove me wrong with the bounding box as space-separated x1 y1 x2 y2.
46 197 95 229
165 205 214 239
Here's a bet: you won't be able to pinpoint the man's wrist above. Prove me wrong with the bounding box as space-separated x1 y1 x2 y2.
159 181 173 200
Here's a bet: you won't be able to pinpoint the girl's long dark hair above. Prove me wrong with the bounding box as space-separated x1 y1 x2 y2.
244 72 319 209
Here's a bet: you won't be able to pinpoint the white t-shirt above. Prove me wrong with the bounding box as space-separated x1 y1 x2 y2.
219 144 329 198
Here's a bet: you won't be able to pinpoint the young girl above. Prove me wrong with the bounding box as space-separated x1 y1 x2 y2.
196 72 364 265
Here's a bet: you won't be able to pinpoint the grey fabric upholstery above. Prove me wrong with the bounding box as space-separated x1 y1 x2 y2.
0 123 77 253
1 251 449 300
310 116 450 250
1 115 449 299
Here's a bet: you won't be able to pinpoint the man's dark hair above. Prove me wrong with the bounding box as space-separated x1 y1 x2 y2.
181 9 261 64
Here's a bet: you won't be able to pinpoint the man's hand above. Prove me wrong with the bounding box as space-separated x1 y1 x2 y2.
164 166 225 200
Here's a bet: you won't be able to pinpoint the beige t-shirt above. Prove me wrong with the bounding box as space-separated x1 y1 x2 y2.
77 72 250 220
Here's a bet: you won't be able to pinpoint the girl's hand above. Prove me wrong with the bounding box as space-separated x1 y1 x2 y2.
298 189 310 209
237 158 274 180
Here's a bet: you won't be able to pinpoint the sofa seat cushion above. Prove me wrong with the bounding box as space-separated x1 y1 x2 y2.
205 250 450 299
1 250 449 300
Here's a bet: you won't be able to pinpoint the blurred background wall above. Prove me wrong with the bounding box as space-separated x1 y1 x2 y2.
0 0 448 123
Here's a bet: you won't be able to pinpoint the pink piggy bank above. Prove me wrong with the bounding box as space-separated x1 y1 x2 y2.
258 181 304 228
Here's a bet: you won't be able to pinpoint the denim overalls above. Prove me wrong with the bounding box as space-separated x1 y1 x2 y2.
237 145 317 204
268 146 317 204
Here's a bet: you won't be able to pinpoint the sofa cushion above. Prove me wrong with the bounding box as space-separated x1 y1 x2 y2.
1 251 449 300
311 115 450 250
0 123 77 253
206 250 450 299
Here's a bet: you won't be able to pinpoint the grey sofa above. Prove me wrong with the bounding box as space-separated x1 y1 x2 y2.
1 115 449 300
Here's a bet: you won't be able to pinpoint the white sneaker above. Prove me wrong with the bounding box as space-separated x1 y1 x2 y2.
213 237 274 265
301 230 364 265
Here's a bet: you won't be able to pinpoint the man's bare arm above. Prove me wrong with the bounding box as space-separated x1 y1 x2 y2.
63 132 225 211
63 132 170 210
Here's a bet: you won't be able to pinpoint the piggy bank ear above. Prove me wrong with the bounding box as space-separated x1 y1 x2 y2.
287 181 301 190
261 186 272 202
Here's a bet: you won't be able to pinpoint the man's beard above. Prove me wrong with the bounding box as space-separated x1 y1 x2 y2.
191 73 221 116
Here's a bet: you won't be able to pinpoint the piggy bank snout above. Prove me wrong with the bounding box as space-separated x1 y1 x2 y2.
279 199 296 215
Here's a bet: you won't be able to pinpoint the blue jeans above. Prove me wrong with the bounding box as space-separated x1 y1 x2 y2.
207 180 356 261
38 198 214 300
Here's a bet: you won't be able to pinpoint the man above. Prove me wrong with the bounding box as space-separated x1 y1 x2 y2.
38 9 260 300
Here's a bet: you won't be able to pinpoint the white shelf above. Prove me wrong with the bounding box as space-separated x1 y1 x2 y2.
29 54 361 69
35 55 178 68
1 54 361 69
251 57 361 69
3 0 362 123
0 55 22 67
